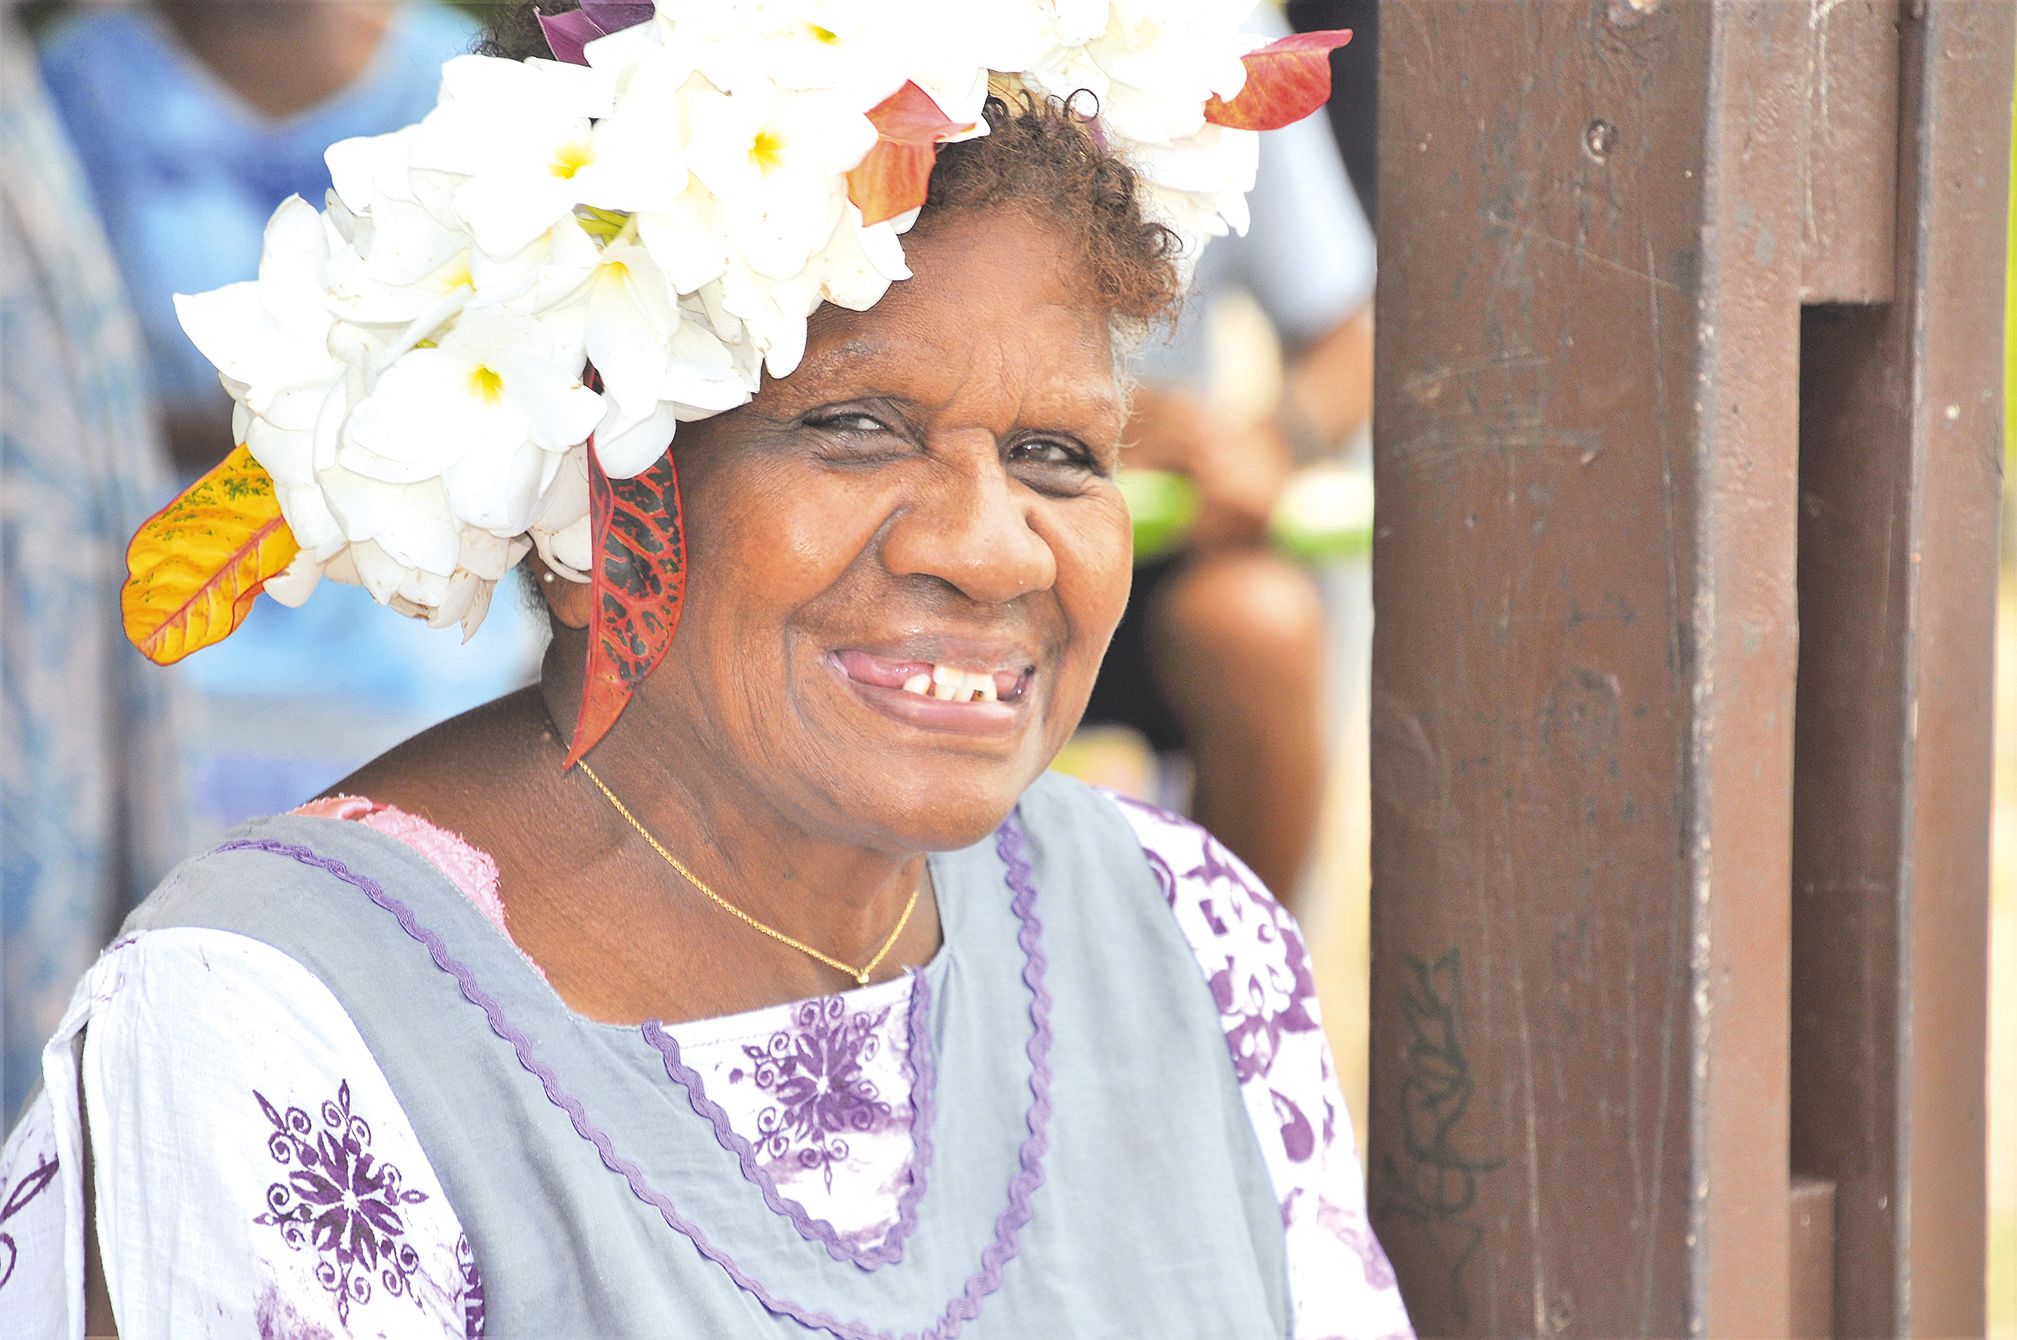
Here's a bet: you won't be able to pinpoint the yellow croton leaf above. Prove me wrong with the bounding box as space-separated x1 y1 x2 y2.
122 443 300 665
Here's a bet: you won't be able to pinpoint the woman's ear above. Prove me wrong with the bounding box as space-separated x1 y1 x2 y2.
529 554 594 630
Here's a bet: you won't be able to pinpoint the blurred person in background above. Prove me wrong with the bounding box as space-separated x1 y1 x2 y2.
1084 33 1375 903
1 6 192 1124
39 0 476 462
35 0 545 837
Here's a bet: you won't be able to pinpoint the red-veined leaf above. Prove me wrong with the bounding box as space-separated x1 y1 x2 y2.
1203 29 1353 131
847 81 973 225
566 433 687 765
122 443 300 665
537 1 654 65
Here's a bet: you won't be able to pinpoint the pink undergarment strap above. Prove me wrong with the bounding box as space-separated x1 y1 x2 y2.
291 796 511 939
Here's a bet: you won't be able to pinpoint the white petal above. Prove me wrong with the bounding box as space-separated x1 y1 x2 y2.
458 575 498 641
457 527 518 581
262 550 324 608
551 512 594 575
443 439 547 535
593 402 680 479
374 487 465 578
272 478 344 552
347 539 414 605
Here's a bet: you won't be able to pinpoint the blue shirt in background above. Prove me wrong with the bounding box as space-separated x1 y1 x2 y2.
37 5 545 838
39 2 480 409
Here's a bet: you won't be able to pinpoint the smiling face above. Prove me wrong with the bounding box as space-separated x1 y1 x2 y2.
589 208 1133 852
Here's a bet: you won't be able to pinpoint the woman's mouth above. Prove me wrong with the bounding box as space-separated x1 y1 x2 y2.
828 649 1035 734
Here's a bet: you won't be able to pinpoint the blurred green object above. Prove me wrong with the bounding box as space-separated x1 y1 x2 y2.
1270 464 1375 563
1119 468 1202 561
1120 464 1374 564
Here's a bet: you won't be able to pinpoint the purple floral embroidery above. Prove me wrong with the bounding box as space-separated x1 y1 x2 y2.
252 1081 429 1325
1270 1088 1316 1162
1195 835 1322 1089
743 996 896 1191
0 1149 59 1290
456 1233 485 1338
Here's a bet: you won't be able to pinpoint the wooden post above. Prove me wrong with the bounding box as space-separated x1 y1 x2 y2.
1366 1 2011 1334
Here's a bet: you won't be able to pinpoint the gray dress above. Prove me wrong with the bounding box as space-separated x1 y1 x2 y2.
122 772 1291 1338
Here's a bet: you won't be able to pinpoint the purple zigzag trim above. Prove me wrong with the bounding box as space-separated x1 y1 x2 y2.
932 815 1055 1333
639 964 945 1270
215 820 1052 1340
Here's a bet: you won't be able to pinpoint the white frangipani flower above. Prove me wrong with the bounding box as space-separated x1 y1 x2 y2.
978 0 1112 75
528 445 594 581
174 196 344 426
1065 0 1252 148
167 0 1290 641
409 54 683 257
582 236 682 427
653 0 911 102
814 206 914 311
340 308 603 534
1130 120 1261 262
683 77 877 281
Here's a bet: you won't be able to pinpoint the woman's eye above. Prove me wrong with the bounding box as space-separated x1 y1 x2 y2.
807 411 891 435
1009 438 1097 472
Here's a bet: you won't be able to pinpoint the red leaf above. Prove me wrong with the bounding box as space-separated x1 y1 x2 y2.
567 435 687 766
537 1 654 65
1203 29 1353 132
847 81 973 226
537 10 606 66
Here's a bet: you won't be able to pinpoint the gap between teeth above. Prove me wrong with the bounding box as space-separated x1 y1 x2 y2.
901 667 998 702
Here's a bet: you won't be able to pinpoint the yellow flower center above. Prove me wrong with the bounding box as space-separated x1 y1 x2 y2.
806 22 840 44
550 140 593 180
749 128 786 173
433 255 474 293
574 205 631 241
469 365 506 403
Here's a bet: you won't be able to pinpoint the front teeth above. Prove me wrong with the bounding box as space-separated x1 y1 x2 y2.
902 665 1002 703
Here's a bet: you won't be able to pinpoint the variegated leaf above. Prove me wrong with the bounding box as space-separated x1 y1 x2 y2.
1204 29 1354 132
566 435 687 765
847 81 972 225
122 443 300 665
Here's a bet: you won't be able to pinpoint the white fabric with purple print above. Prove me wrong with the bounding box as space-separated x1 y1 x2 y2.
0 791 1411 1339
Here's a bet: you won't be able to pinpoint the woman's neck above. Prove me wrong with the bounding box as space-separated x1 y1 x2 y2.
538 668 933 978
156 0 395 120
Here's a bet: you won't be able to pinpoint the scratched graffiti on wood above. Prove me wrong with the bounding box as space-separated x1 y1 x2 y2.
1379 948 1503 1326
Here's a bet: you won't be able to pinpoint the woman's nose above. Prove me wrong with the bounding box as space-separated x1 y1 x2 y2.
879 445 1057 604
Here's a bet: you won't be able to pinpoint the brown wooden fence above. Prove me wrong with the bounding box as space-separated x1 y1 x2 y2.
1366 1 2012 1334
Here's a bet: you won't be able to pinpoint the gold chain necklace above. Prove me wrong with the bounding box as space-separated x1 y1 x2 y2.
575 760 920 986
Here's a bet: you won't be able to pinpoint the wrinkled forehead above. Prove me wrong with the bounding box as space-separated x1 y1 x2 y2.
780 211 1127 435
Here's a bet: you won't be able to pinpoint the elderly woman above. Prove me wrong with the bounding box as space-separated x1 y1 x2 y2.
1 4 1410 1336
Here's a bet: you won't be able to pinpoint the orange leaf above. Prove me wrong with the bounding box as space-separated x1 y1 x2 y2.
1204 29 1353 132
122 443 300 665
566 433 688 766
847 81 973 226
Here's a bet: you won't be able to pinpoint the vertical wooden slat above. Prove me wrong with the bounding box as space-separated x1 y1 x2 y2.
1788 1174 1838 1338
1801 0 1901 303
1368 2 1803 1333
1787 2 2010 1334
1693 7 1811 1334
1892 13 2008 1332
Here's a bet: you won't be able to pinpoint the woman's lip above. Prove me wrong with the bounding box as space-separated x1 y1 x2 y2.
826 653 1029 736
830 649 1031 699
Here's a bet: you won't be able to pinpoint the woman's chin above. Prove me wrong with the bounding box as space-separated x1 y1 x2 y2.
819 752 1049 855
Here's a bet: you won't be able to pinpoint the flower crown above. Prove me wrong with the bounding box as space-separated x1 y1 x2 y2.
122 0 1348 761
